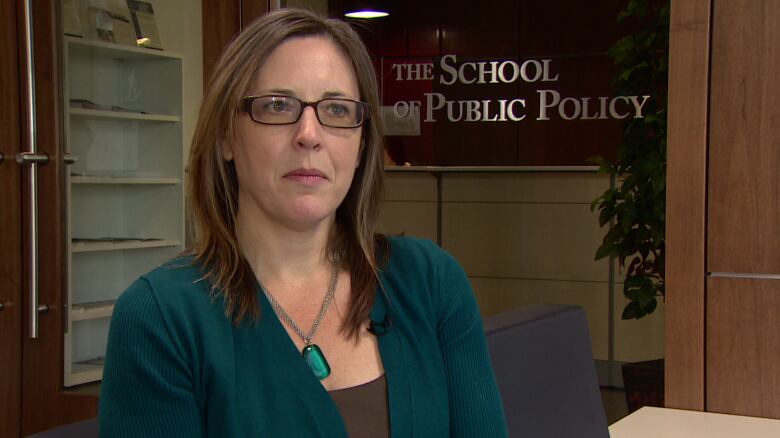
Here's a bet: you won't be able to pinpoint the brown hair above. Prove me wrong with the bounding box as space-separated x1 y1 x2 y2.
187 8 386 339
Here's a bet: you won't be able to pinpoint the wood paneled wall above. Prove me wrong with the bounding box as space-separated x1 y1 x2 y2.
707 278 780 417
705 0 780 418
664 0 710 411
666 0 780 418
707 1 780 273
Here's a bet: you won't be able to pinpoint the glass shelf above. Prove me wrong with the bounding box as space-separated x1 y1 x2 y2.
70 360 104 386
71 176 180 185
71 239 181 253
70 300 116 321
65 35 182 61
69 107 180 122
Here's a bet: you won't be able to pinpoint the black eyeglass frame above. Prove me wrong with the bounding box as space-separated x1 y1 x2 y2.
240 95 371 129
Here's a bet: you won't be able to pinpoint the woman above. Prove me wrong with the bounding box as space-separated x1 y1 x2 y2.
99 8 507 437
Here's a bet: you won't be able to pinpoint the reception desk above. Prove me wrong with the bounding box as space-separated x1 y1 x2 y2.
609 406 780 438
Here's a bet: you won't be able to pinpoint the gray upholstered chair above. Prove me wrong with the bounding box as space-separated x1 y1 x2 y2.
26 417 99 438
485 303 609 438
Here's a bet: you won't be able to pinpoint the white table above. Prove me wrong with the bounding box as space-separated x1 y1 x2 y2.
609 406 780 437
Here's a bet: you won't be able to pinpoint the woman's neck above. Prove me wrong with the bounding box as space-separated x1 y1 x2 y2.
235 206 335 286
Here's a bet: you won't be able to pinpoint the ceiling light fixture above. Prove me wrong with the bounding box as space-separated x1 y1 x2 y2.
343 1 390 19
344 10 389 18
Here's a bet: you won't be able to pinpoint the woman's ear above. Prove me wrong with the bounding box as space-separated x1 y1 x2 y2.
220 139 234 162
356 136 367 168
356 125 370 168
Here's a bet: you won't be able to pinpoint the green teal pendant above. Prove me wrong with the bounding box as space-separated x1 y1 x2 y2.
302 344 331 380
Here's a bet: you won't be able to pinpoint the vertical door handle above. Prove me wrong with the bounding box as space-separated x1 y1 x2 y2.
0 151 4 163
17 153 49 164
20 0 49 339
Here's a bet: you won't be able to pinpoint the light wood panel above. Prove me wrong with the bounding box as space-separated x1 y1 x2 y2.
707 0 780 274
707 277 780 417
664 0 711 411
442 172 608 204
378 201 438 242
384 172 438 202
442 202 608 281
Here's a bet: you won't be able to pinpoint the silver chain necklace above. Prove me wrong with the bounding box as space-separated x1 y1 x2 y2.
261 262 338 380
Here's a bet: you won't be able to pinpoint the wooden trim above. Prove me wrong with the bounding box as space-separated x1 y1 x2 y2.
202 0 270 90
664 0 711 411
202 0 240 89
241 0 270 27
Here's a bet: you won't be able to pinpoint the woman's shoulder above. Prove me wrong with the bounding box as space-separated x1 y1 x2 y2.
115 254 217 319
140 254 208 291
382 235 471 309
385 236 463 287
385 234 450 263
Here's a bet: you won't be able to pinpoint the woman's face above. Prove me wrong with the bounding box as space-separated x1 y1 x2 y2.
225 36 363 232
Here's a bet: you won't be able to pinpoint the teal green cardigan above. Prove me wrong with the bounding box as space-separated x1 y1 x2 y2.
99 236 508 437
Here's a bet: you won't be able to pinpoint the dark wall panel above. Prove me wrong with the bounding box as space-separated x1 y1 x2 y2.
337 0 642 166
440 0 519 57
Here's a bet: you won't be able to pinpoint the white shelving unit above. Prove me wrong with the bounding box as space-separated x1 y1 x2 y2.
63 36 185 387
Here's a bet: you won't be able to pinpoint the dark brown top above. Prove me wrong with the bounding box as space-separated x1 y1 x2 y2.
328 374 390 437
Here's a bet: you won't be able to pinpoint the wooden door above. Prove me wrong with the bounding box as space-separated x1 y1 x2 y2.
1 1 97 436
203 0 271 86
0 0 24 436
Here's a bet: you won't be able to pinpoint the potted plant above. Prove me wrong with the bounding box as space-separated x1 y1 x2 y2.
590 0 669 413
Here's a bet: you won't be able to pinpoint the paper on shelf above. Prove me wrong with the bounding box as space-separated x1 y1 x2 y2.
86 0 136 46
127 0 164 50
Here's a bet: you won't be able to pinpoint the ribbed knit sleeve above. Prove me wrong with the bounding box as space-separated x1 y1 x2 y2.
99 278 204 438
434 248 509 437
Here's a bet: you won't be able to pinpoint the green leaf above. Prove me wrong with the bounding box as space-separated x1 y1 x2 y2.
642 297 658 315
619 67 636 82
595 243 614 261
587 155 606 166
621 209 636 234
599 207 614 227
637 282 656 307
622 301 640 320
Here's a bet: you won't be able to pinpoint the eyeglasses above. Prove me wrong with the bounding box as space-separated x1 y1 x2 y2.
241 95 370 128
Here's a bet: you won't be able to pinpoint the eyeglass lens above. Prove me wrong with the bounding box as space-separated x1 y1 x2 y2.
249 96 364 128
